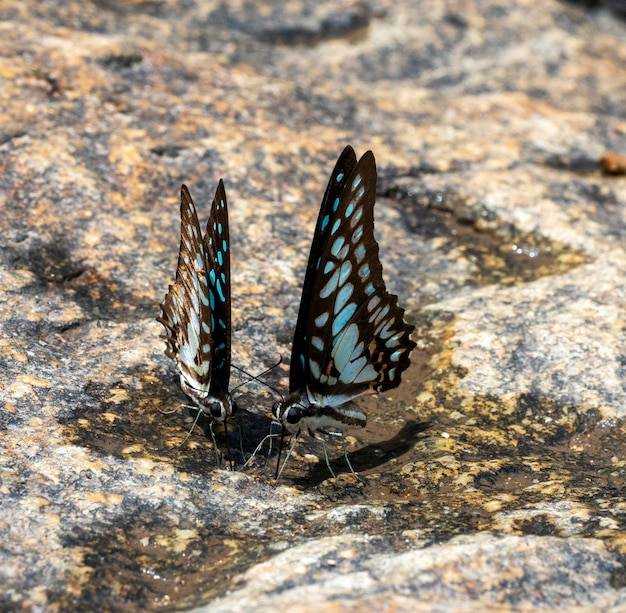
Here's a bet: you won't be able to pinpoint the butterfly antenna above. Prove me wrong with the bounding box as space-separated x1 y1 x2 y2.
230 356 284 397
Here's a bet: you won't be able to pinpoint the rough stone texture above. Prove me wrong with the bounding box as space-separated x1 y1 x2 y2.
1 0 626 611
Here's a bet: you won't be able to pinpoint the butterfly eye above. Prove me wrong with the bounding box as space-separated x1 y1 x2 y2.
286 407 301 425
209 402 224 418
271 401 282 418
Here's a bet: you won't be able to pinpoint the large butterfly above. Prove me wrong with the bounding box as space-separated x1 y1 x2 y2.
272 146 416 437
157 182 234 423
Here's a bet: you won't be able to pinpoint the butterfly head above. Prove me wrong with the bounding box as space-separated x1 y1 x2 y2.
271 391 310 434
180 377 236 420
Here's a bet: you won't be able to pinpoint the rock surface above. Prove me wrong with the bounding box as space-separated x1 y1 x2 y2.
1 0 626 610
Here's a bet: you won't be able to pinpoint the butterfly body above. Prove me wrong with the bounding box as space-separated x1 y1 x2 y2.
277 390 366 435
272 146 415 438
158 182 234 421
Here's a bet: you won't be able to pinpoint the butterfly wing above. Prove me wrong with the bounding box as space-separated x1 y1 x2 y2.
293 148 416 408
202 179 231 399
158 183 232 414
289 145 358 393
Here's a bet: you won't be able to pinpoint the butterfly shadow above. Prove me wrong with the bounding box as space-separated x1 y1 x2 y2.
293 418 430 488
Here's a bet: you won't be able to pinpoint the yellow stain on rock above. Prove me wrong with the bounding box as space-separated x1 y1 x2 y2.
121 444 146 456
8 374 51 397
106 388 130 404
86 492 125 505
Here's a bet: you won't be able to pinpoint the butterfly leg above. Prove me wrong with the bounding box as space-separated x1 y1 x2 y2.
181 405 204 445
238 417 246 464
160 405 181 415
342 442 357 477
223 418 234 471
276 429 300 481
240 425 281 471
207 420 223 467
319 437 336 479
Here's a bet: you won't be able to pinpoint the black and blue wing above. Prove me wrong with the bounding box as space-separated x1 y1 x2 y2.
292 146 416 409
289 146 358 393
202 179 231 401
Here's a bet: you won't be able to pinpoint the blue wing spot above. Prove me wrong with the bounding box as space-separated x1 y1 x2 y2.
374 305 391 324
345 202 354 218
359 263 371 280
332 323 359 369
336 172 344 182
218 223 223 234
219 319 226 329
334 282 354 314
338 262 352 286
222 239 227 252
210 313 215 331
356 186 365 200
355 244 366 261
331 219 341 235
316 256 321 271
368 296 381 311
217 251 223 266
332 302 357 336
315 312 330 327
218 342 226 350
320 269 340 299
350 207 363 228
311 336 324 351
331 236 345 257
333 197 340 212
352 225 363 243
337 244 349 260
209 269 216 285
365 283 375 296
324 261 335 274
390 350 403 362
352 175 362 190
209 289 216 310
216 279 225 302
221 272 226 284
300 354 305 369
220 199 225 209
309 359 322 381
321 214 330 232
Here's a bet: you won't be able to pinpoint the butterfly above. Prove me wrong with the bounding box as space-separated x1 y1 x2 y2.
272 146 416 448
157 182 235 431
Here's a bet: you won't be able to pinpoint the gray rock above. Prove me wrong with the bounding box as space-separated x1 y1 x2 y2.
1 0 625 610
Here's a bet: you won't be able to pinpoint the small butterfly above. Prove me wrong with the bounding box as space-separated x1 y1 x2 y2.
272 146 416 449
157 182 235 429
